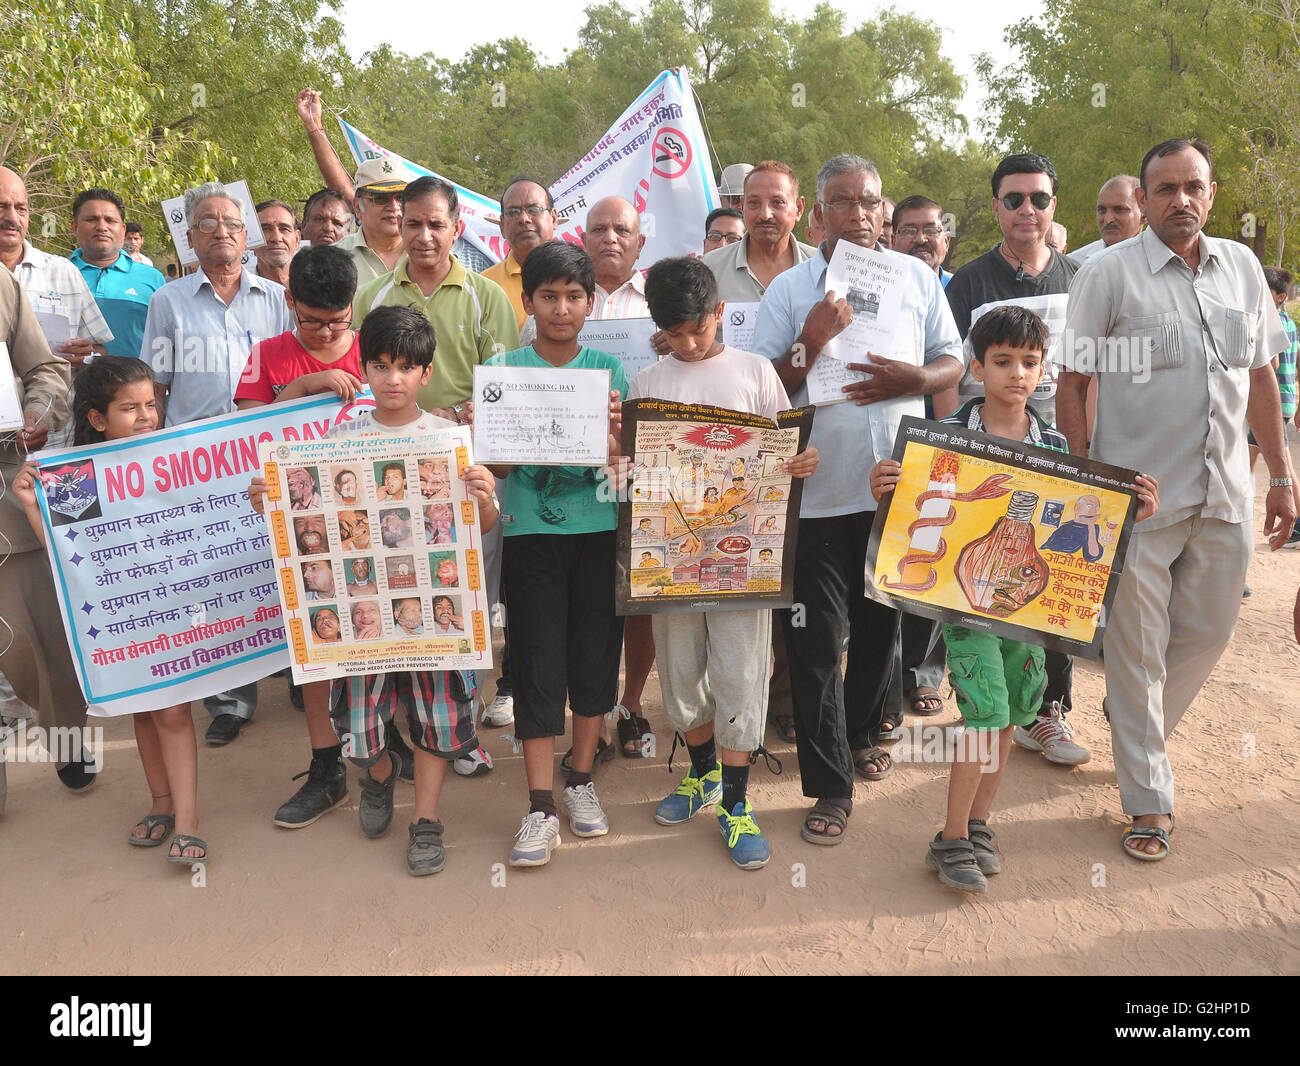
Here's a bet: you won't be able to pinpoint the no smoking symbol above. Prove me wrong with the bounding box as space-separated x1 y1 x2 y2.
652 127 692 180
482 382 503 402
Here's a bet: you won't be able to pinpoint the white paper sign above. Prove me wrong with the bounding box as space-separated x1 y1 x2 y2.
34 311 72 349
0 342 24 430
721 301 760 352
823 242 915 364
161 179 266 268
473 365 612 466
805 352 870 406
578 317 660 381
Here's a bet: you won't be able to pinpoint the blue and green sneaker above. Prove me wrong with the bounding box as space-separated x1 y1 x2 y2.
718 798 771 870
653 763 722 825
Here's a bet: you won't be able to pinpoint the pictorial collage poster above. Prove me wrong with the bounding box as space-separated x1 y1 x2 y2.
616 399 814 614
260 426 492 683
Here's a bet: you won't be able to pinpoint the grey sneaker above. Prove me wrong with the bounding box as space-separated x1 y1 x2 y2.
481 694 515 728
967 818 1001 875
926 833 988 893
407 819 446 876
1014 700 1091 765
273 754 348 828
562 782 609 837
509 811 561 867
358 750 400 839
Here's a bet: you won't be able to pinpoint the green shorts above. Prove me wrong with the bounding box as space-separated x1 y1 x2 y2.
941 624 1046 731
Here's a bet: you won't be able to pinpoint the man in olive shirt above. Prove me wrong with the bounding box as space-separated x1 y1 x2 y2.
352 176 517 412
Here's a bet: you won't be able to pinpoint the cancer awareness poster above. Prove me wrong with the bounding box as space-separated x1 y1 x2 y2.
260 426 491 683
615 399 814 615
865 416 1139 658
337 68 717 266
32 394 365 716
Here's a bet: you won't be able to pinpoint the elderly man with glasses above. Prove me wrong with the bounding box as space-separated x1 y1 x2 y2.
751 153 962 843
140 181 293 746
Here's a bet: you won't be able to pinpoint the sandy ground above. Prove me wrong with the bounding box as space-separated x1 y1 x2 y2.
2 464 1298 977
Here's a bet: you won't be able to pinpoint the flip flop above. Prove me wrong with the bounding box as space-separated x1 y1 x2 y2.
1121 814 1175 862
560 736 616 774
167 834 208 865
905 687 945 717
853 746 894 781
615 707 654 758
127 813 174 848
801 801 850 845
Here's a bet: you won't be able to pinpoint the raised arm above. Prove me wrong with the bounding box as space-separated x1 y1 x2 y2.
298 88 355 201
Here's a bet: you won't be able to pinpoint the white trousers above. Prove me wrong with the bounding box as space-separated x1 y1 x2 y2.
1101 514 1251 815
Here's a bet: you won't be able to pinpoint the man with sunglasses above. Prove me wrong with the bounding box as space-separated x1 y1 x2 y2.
298 88 493 276
483 178 558 329
936 153 1089 768
1060 138 1293 861
752 154 962 843
141 181 293 745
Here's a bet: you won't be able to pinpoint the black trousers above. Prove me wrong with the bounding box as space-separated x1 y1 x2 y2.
781 512 901 801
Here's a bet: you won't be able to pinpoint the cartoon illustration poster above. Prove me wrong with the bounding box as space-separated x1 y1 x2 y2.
260 426 492 683
865 416 1139 658
615 399 814 615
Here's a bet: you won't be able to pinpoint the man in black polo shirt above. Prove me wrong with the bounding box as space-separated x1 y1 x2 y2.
936 152 1090 767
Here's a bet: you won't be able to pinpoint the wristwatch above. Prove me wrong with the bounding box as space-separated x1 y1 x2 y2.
451 403 466 424
1270 477 1293 487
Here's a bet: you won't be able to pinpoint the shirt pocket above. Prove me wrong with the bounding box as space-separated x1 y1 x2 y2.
1222 308 1258 368
1125 312 1182 372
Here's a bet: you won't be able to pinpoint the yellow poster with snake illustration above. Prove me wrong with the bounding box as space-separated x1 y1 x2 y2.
866 417 1140 658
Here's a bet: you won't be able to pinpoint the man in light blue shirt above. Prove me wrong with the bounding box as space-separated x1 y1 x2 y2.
140 182 293 743
142 182 292 428
751 154 961 843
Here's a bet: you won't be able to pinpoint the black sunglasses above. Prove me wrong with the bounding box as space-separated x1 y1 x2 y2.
1000 191 1053 211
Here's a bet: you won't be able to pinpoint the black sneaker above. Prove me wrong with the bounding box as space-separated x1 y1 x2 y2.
407 818 446 876
273 755 348 828
205 714 244 746
358 750 400 838
388 729 415 784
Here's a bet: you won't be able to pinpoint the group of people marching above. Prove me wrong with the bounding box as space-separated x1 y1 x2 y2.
1 99 1293 890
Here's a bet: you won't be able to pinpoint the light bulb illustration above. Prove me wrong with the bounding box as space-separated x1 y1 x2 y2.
954 490 1051 617
880 452 1014 592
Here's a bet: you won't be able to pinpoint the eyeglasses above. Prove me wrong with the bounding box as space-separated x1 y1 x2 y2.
999 191 1053 211
295 311 354 333
895 224 945 239
194 217 246 234
362 192 400 205
706 231 744 244
821 195 884 215
502 205 551 220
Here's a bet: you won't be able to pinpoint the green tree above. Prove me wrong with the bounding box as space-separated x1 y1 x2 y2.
0 0 219 254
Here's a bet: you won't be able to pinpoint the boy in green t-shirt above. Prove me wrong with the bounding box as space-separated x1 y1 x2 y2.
487 241 629 868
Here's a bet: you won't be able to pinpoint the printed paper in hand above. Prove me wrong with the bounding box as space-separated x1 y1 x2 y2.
472 365 611 466
0 342 23 430
260 425 492 683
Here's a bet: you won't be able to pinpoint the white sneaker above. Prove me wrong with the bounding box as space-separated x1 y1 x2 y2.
481 694 514 728
509 811 561 866
1013 701 1091 765
453 745 494 777
562 782 610 837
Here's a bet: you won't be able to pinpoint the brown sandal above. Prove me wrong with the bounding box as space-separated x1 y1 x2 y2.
853 746 894 781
